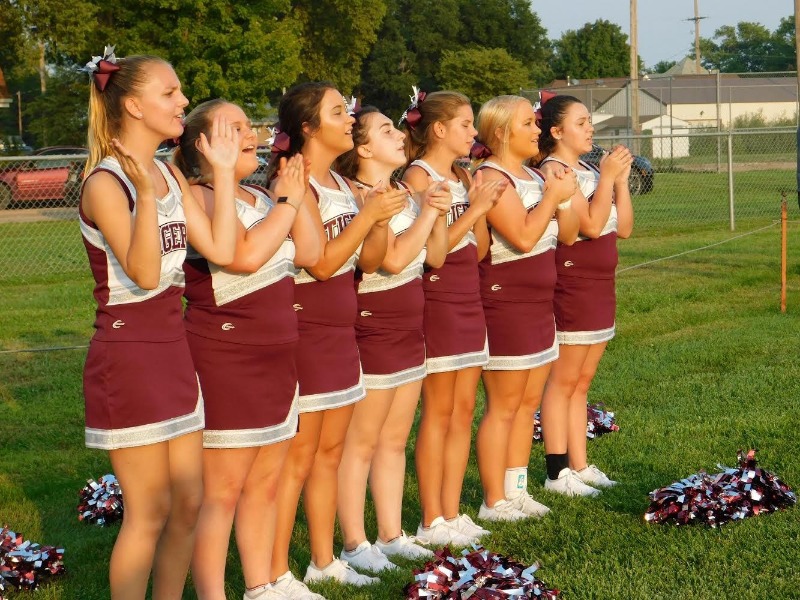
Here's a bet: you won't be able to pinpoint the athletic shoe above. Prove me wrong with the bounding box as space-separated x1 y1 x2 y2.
448 514 491 538
243 584 288 600
340 541 398 573
272 571 326 600
575 464 618 488
544 468 601 497
375 531 434 559
507 491 551 517
303 558 379 587
477 499 529 522
416 516 477 546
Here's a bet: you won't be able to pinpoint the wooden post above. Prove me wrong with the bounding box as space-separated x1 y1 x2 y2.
781 191 788 313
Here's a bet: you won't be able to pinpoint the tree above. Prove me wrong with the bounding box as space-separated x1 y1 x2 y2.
699 17 796 72
552 20 634 80
24 67 88 146
650 59 677 74
457 0 553 85
437 47 529 106
293 0 387 93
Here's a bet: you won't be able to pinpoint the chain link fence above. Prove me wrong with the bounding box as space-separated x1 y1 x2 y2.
0 130 796 281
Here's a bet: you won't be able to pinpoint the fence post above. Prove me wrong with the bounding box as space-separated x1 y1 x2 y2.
727 131 735 231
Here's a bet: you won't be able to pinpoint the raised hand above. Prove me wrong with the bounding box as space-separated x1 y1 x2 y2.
273 154 307 203
599 144 633 180
468 169 508 215
111 138 155 198
422 181 452 215
362 183 408 224
197 113 239 172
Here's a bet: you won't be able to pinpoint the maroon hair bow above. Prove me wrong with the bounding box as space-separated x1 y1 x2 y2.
399 86 427 129
85 46 120 92
470 141 492 160
270 128 291 155
534 90 557 128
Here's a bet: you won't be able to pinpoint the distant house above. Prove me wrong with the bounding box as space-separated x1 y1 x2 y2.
0 67 11 109
531 71 798 132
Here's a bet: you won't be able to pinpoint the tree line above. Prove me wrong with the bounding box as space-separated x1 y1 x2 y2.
0 1 795 149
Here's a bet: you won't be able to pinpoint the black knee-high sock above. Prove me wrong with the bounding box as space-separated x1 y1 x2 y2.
545 453 569 480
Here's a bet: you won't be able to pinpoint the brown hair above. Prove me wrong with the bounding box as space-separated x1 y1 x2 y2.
84 55 171 176
476 95 529 161
173 98 230 183
402 90 471 165
334 106 381 180
534 94 583 165
267 81 337 180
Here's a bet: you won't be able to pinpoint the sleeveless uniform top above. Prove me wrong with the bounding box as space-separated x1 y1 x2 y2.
476 161 558 302
356 181 426 295
183 185 298 345
80 157 187 342
409 159 478 297
541 157 618 279
294 171 361 326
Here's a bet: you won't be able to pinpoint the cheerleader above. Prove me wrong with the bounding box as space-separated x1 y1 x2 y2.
472 95 579 519
79 52 238 598
174 100 320 599
401 90 507 543
268 83 407 596
334 106 451 572
536 95 633 496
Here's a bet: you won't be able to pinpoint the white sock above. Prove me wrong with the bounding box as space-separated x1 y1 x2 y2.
244 584 269 599
505 467 527 497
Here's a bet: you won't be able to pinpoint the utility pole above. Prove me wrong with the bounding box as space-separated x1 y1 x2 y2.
686 0 707 72
630 0 640 153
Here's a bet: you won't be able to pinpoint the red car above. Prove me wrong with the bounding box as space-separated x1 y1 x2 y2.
0 146 88 210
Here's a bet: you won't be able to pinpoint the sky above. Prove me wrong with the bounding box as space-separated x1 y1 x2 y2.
533 0 791 69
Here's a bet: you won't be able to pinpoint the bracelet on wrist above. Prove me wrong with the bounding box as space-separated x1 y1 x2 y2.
276 196 300 212
557 199 572 211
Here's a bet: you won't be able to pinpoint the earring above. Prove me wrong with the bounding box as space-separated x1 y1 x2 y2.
136 113 143 119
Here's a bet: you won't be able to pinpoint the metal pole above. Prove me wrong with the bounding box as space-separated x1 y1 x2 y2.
727 130 735 231
781 191 787 313
669 75 674 166
716 70 721 173
16 91 22 138
795 0 800 209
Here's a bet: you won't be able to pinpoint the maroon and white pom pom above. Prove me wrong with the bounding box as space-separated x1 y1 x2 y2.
78 474 124 526
0 526 65 592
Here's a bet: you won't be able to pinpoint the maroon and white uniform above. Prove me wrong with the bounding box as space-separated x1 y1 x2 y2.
183 185 299 448
294 172 365 412
477 162 559 370
410 160 488 373
80 157 203 450
355 182 426 389
542 157 617 345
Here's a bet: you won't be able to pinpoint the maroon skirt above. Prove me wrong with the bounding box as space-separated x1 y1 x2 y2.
83 337 203 450
554 274 616 345
423 290 488 374
356 279 426 389
483 299 558 370
187 333 298 448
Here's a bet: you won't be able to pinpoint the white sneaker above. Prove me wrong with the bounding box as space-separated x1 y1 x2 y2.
272 571 326 600
508 491 551 517
477 499 529 522
447 514 491 538
544 468 601 497
375 531 434 559
243 584 288 600
575 464 618 488
340 541 398 573
303 558 379 586
416 516 477 546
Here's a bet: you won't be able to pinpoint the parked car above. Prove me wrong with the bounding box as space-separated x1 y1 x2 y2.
580 144 654 196
0 146 88 210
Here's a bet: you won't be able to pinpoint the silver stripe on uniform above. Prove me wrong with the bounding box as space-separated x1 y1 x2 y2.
363 362 427 390
557 324 616 345
425 338 490 374
298 372 367 413
484 335 559 371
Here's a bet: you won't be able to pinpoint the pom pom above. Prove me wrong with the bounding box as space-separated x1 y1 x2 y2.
77 474 124 526
0 526 65 592
404 545 559 599
644 449 796 527
533 403 619 443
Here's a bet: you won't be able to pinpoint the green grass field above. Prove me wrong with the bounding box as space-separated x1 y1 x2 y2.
1 196 800 597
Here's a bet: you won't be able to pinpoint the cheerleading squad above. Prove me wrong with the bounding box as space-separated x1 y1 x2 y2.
79 53 633 600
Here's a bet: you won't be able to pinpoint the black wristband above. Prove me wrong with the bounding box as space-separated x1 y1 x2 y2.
276 196 288 203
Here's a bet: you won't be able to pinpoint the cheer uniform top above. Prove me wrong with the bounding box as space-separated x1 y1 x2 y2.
80 157 203 450
294 171 366 412
541 157 618 344
476 162 559 370
354 181 427 389
408 160 488 373
183 185 299 448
